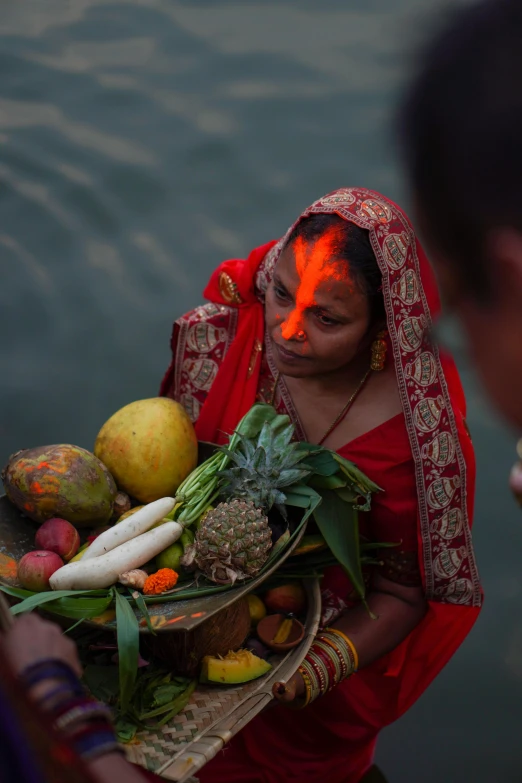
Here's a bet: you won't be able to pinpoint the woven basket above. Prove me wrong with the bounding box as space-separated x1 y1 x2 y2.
124 578 321 781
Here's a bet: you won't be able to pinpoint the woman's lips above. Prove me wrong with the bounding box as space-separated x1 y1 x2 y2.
273 341 309 363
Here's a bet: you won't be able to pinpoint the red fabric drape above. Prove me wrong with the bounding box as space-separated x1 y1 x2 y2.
160 188 481 783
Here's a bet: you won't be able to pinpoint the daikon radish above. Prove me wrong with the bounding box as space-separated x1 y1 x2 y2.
49 521 183 590
82 497 176 561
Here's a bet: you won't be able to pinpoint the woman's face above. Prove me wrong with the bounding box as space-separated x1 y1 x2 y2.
265 234 374 378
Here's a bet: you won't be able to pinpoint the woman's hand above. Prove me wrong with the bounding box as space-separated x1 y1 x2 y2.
2 612 82 679
272 671 306 704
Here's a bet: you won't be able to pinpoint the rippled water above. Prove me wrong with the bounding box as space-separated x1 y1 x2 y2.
1 2 522 780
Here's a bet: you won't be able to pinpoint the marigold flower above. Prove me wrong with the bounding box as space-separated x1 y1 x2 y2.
143 568 179 595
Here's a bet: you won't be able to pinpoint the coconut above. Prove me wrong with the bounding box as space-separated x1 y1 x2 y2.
145 597 251 677
1 444 117 528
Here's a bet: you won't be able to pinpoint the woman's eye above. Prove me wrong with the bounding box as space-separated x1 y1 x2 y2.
274 286 289 301
316 313 338 327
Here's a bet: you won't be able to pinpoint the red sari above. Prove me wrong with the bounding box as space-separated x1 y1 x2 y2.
160 188 481 783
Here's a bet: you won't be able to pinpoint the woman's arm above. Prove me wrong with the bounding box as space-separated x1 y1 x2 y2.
275 572 427 703
334 572 427 669
2 613 150 783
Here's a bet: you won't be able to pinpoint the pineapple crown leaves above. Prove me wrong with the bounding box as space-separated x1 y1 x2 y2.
217 421 312 512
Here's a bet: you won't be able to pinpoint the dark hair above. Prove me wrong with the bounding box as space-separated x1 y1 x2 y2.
400 0 522 299
286 213 385 325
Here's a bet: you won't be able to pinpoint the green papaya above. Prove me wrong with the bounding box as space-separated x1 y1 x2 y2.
1 444 117 527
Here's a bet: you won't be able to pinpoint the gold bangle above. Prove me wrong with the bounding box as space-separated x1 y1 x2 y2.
326 627 359 671
297 664 313 708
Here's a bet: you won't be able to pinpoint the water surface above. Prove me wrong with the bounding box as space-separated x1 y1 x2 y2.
1 2 521 780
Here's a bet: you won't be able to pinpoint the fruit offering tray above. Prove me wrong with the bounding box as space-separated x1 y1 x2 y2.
123 578 321 781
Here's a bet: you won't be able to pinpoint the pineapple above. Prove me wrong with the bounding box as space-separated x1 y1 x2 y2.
218 420 311 516
187 499 272 585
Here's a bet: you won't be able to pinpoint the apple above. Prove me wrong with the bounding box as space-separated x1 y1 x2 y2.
35 518 80 562
18 551 64 592
263 583 306 616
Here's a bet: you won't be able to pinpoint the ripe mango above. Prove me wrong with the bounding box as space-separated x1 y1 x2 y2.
94 397 198 504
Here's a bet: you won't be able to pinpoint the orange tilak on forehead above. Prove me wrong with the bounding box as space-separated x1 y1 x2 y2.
281 225 348 339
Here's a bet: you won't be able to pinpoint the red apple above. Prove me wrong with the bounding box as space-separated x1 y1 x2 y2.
18 551 64 592
263 583 306 616
35 517 80 562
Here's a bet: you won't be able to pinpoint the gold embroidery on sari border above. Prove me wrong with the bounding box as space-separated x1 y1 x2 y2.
247 339 263 378
173 304 238 422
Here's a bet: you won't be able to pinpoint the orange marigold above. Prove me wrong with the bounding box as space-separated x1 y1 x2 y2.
143 568 178 595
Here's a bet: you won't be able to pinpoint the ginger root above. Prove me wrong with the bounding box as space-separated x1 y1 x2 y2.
118 569 148 589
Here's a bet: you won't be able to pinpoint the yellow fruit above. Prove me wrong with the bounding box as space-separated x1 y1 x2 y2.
70 544 89 563
246 594 266 624
156 542 184 571
94 398 198 504
293 534 327 557
116 505 144 523
151 517 170 529
200 649 272 684
195 504 214 530
272 617 293 644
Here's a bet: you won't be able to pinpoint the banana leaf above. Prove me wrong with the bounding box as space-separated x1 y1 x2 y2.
131 589 155 634
7 588 110 616
313 489 365 599
309 474 347 490
113 587 139 712
298 447 340 476
235 404 281 439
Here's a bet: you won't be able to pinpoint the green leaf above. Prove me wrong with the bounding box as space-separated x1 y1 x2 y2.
42 595 113 619
266 529 291 565
83 664 121 704
131 590 156 634
285 483 321 498
236 404 279 439
301 450 340 476
139 679 197 723
333 454 383 493
284 492 312 508
257 421 273 450
0 585 34 600
269 414 293 438
272 424 294 450
276 468 312 487
115 718 138 744
152 681 189 707
360 540 398 550
335 487 359 503
10 589 109 616
309 474 347 490
114 588 140 712
313 489 365 599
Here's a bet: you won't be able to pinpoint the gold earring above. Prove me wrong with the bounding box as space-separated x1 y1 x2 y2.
370 330 387 372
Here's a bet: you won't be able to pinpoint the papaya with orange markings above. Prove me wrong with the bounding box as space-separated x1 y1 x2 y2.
1 444 117 527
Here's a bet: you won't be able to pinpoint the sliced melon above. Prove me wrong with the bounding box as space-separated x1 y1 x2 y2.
200 649 272 685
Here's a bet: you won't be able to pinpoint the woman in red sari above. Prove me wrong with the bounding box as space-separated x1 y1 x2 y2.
160 188 482 783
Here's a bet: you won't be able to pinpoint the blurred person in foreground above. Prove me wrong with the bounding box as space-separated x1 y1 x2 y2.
0 611 149 783
400 0 522 495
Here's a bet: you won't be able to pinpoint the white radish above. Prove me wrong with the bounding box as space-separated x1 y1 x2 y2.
49 521 183 590
82 497 176 561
